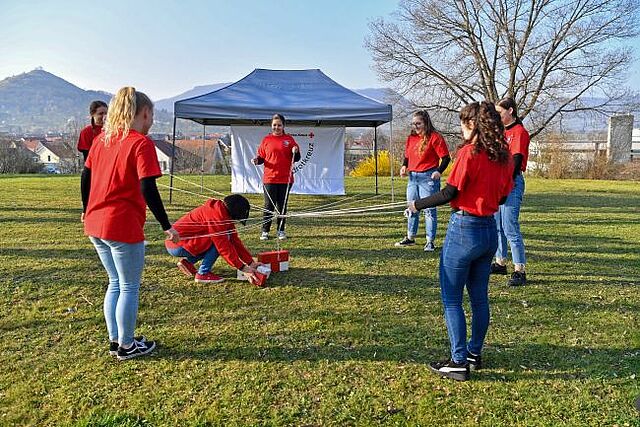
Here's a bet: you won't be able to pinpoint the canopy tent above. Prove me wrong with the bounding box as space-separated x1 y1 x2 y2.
170 69 393 201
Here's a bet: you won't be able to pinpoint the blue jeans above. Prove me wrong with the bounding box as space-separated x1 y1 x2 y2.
406 169 440 241
439 213 497 363
494 174 526 266
89 237 145 347
166 244 219 274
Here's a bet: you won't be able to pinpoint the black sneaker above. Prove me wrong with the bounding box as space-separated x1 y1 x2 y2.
394 237 416 247
109 336 146 356
116 339 157 361
423 241 435 252
428 359 470 381
508 271 527 286
490 262 508 275
467 352 482 371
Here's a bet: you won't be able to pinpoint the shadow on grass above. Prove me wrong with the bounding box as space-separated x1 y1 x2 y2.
156 337 638 383
0 216 80 225
0 206 81 213
524 192 640 211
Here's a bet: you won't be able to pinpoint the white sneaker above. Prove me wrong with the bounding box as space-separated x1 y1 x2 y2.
260 232 269 241
277 231 287 240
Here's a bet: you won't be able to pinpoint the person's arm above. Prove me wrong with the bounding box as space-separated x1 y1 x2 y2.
211 231 247 270
253 138 267 165
436 155 451 174
512 154 523 179
431 155 451 180
80 167 91 221
230 230 254 265
412 183 458 211
140 177 173 232
81 167 91 212
400 157 409 177
293 150 301 162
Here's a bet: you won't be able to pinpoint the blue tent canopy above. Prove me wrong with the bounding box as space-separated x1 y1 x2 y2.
174 69 392 127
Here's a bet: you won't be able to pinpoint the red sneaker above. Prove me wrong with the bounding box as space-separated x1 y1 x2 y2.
195 272 225 284
177 259 197 277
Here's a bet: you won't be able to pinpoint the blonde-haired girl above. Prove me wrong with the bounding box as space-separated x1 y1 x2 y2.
81 87 179 361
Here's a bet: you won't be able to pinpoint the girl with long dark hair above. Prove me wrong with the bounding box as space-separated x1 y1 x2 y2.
395 110 450 251
491 97 530 286
407 101 513 380
77 100 108 161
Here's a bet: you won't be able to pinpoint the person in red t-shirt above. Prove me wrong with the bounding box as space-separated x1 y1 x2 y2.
165 194 264 284
407 101 513 381
251 114 300 241
77 100 108 161
81 87 179 361
395 110 451 251
491 97 530 286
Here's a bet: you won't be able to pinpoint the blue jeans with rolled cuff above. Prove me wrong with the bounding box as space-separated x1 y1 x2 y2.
166 244 220 275
406 169 440 241
439 212 497 363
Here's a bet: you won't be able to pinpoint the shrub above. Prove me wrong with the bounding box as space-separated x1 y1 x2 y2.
349 150 401 177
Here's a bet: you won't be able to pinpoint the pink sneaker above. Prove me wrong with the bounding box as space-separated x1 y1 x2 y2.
195 272 225 284
177 259 197 277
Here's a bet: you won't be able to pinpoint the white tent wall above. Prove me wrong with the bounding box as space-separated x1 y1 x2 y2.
231 125 345 195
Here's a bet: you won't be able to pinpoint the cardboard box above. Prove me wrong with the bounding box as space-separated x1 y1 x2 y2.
249 271 268 287
258 250 290 272
237 264 272 285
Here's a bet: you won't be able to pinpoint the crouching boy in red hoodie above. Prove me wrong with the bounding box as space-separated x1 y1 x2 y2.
165 194 262 283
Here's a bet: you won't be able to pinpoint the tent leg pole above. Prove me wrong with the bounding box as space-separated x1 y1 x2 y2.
390 119 394 202
201 125 206 192
374 126 379 195
169 116 177 204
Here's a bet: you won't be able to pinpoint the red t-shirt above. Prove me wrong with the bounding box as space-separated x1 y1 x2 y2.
77 124 102 151
256 133 300 184
505 122 530 172
165 199 253 269
84 130 162 243
404 132 450 171
446 144 514 216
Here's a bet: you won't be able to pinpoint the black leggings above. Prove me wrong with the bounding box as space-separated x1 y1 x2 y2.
262 183 292 233
80 150 89 161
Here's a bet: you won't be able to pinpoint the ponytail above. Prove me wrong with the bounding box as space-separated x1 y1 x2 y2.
104 87 153 146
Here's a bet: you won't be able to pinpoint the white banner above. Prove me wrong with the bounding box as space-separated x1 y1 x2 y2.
231 126 345 195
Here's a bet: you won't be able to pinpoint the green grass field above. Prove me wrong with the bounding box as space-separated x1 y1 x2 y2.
0 175 638 426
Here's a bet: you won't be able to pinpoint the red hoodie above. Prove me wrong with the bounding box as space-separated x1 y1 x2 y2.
165 199 253 269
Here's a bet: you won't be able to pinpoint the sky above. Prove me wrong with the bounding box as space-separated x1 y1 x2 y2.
0 0 398 101
0 0 639 102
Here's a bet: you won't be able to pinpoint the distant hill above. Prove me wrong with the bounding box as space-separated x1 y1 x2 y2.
154 83 230 112
3 69 634 135
0 69 111 133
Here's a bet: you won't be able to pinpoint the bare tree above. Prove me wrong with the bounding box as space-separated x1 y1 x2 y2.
0 139 41 173
366 0 639 137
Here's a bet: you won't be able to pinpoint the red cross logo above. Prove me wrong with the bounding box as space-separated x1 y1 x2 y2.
309 132 315 139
